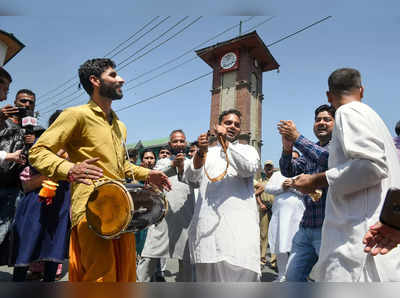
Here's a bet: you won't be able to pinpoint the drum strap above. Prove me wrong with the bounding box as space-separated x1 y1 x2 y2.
122 138 136 182
204 134 230 183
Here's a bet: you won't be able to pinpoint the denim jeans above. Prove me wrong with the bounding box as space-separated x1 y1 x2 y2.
0 186 21 244
285 226 322 282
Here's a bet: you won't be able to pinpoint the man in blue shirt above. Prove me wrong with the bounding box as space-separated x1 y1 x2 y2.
277 104 334 282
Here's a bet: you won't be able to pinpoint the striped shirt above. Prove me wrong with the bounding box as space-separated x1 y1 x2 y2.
279 135 329 228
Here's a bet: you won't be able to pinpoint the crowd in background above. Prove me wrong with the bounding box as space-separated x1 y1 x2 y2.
1 63 400 283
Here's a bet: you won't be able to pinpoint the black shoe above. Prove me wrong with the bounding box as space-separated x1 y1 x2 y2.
154 275 166 282
266 262 278 273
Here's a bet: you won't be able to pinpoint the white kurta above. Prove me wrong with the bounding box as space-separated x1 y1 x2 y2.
316 101 400 282
265 171 305 254
182 142 261 274
141 158 195 261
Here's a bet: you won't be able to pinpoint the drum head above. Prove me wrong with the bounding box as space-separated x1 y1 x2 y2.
86 181 133 238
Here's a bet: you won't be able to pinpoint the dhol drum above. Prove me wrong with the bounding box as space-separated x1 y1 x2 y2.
86 180 168 239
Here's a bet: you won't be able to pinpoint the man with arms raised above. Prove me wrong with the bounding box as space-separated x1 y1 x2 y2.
277 104 334 282
292 68 400 281
29 58 171 282
182 109 260 282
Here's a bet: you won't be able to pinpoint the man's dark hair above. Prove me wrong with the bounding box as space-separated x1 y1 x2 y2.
128 148 138 159
16 89 36 99
190 141 199 147
48 109 63 127
314 104 336 119
78 58 116 95
328 68 362 96
395 121 400 136
140 149 156 161
169 129 185 139
0 67 12 83
218 109 241 124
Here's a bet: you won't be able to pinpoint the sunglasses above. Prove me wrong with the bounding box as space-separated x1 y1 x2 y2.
18 98 35 104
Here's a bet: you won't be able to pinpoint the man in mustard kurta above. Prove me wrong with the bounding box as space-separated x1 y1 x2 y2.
29 58 171 282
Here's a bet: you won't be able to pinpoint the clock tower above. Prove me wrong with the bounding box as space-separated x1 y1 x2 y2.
196 31 279 156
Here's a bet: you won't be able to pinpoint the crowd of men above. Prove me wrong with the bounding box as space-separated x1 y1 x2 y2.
0 61 399 283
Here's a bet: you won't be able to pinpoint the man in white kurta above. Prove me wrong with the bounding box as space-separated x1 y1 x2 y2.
292 68 400 282
182 109 261 282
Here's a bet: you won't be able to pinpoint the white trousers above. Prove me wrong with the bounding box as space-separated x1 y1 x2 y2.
276 253 289 281
195 261 260 282
137 257 194 282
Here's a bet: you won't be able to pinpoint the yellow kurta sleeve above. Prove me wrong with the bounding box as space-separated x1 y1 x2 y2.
29 108 78 181
124 160 150 182
118 119 150 182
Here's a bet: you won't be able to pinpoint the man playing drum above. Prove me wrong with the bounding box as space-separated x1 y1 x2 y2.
29 58 171 282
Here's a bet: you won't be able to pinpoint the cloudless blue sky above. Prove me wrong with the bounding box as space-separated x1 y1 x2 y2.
1 4 400 166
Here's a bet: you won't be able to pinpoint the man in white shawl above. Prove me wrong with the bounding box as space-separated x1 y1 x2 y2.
181 109 260 282
292 68 400 282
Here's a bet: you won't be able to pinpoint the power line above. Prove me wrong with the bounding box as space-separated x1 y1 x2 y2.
124 16 256 86
267 16 332 48
39 16 252 112
123 16 275 93
244 16 274 33
39 17 194 112
114 16 332 113
39 89 84 115
40 16 332 116
36 76 76 104
116 71 213 112
39 16 268 114
36 17 163 105
36 81 78 107
108 16 171 59
103 16 160 58
118 16 203 71
125 56 198 92
41 17 202 114
117 16 187 67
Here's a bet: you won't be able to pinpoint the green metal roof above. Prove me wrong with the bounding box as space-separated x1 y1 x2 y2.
127 137 169 149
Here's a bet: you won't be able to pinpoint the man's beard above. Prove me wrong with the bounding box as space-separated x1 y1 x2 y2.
99 80 123 100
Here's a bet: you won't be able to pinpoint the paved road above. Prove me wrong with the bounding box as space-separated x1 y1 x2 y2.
0 258 278 282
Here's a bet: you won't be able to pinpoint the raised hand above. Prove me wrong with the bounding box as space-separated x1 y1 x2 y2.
6 149 25 165
277 120 300 142
197 132 209 154
1 105 19 118
172 152 186 173
148 170 172 192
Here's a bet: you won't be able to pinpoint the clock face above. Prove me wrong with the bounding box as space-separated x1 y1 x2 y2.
220 52 237 70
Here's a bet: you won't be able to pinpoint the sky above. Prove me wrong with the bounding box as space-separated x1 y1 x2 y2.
1 2 400 166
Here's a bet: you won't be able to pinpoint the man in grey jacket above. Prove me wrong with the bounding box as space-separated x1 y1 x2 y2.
137 129 195 282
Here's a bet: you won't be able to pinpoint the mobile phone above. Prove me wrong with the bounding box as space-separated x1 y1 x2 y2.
380 187 400 230
9 106 27 117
